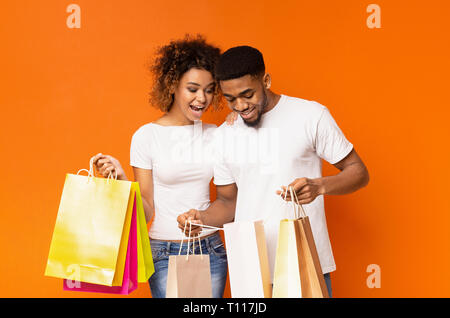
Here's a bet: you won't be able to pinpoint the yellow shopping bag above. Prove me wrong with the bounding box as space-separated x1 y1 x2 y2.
272 186 328 298
45 163 154 287
134 183 154 282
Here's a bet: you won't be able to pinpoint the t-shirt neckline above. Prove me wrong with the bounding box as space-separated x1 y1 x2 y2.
261 94 286 118
150 120 202 128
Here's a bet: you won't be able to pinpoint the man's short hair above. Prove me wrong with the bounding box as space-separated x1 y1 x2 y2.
216 45 265 81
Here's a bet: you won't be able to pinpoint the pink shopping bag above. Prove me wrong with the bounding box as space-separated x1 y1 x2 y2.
63 195 138 295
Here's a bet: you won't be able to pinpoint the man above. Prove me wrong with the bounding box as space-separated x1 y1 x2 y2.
177 46 369 297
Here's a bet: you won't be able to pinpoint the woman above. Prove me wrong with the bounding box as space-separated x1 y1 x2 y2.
92 35 228 298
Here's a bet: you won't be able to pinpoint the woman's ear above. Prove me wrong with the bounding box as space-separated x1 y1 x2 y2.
168 84 176 95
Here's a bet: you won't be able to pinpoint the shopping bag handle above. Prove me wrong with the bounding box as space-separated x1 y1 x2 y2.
290 186 307 218
281 186 307 219
178 220 204 260
76 157 96 178
76 156 118 181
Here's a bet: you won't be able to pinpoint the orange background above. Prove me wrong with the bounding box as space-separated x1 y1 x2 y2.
0 0 449 297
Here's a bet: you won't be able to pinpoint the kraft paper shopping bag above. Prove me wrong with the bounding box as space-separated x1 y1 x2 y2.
223 220 272 298
296 215 329 298
166 228 212 298
166 254 212 298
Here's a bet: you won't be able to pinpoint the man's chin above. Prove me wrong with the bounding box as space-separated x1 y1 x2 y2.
242 115 262 127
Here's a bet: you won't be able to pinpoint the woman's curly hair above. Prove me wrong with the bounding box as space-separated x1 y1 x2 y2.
149 34 223 112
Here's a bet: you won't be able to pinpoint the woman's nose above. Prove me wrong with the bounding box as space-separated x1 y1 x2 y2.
196 90 206 104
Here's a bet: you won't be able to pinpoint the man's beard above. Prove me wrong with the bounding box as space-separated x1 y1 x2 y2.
242 90 268 127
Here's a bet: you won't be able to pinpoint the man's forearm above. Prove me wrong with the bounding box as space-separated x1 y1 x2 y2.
199 198 236 228
319 162 369 196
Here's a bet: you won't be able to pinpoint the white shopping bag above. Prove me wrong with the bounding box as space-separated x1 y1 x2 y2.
223 220 272 298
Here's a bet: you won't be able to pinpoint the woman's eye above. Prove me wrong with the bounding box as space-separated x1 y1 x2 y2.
206 89 214 94
188 88 197 93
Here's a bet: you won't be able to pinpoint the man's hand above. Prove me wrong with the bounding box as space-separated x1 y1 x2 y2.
276 177 324 205
177 209 204 237
277 149 370 204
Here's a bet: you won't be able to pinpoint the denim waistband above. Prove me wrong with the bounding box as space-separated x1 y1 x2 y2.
150 232 222 250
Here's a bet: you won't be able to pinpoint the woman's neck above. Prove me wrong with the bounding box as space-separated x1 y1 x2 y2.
156 106 194 126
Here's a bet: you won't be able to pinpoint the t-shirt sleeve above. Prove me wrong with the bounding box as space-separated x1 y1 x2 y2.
315 106 354 164
130 127 153 170
211 128 235 186
213 162 235 186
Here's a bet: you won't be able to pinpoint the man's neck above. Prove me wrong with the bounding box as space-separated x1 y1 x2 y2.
262 90 281 114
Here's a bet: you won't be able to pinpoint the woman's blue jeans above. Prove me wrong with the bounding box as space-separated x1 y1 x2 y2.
148 232 228 298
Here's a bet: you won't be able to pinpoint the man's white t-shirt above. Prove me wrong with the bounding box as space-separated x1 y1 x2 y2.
213 94 353 278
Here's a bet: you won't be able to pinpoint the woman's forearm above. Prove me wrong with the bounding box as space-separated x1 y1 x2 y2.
141 197 155 223
116 173 154 222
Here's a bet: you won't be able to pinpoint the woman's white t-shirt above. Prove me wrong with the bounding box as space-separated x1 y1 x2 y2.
130 121 217 240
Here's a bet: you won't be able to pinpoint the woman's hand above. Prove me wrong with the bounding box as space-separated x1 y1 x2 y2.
225 111 238 125
92 153 128 181
177 209 203 237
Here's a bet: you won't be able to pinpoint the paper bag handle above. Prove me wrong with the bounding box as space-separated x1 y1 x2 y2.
178 220 204 260
76 156 117 181
281 186 307 219
290 186 307 218
76 157 98 184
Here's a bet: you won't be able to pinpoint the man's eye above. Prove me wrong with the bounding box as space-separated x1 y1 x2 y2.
245 93 254 99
